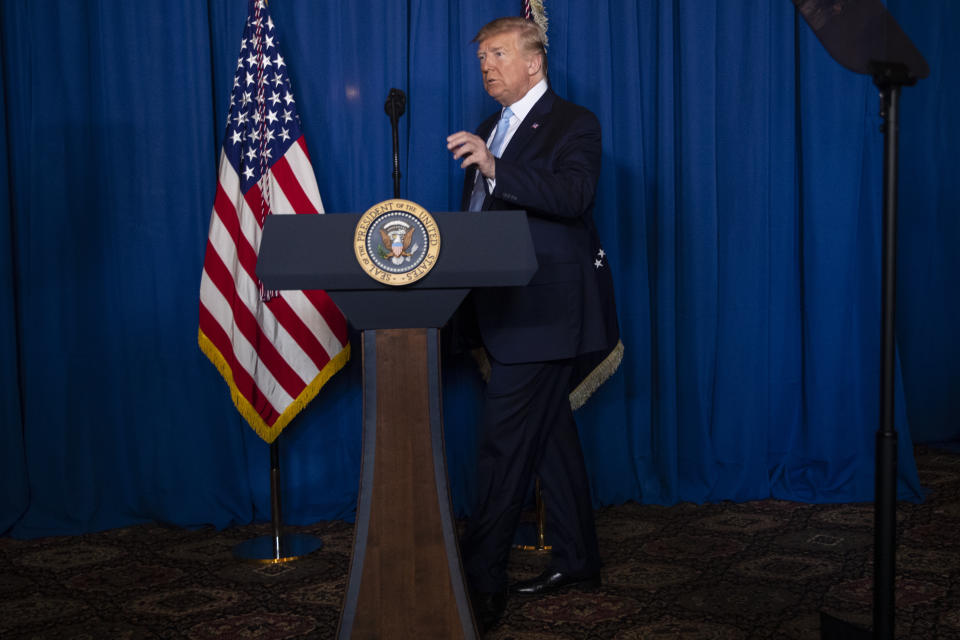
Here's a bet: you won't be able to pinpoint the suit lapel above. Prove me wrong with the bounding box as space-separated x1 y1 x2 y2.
463 91 555 209
499 90 555 162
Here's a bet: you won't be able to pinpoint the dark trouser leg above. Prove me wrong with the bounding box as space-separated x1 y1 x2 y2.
536 390 600 577
461 357 599 593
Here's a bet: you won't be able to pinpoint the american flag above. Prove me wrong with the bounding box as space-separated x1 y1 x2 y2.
198 0 349 443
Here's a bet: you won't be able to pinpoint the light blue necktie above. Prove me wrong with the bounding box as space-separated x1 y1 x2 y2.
489 106 514 158
468 107 513 211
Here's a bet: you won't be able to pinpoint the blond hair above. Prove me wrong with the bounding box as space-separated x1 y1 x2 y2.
473 17 548 78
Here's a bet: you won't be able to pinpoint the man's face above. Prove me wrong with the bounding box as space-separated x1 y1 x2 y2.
476 30 537 106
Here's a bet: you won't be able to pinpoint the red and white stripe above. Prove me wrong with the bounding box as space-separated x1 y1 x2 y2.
199 137 348 440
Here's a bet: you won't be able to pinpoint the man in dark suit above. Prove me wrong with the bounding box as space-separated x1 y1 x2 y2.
446 16 620 631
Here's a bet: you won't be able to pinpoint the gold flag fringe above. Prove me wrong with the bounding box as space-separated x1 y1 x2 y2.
528 0 549 47
471 339 624 411
569 339 623 410
198 328 351 443
470 347 493 382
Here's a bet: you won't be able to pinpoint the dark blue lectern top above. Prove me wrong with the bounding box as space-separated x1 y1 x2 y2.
256 210 538 329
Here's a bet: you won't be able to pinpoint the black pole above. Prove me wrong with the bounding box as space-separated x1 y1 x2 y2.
789 5 928 636
269 440 283 560
873 63 906 640
384 88 406 198
823 63 913 640
233 435 324 562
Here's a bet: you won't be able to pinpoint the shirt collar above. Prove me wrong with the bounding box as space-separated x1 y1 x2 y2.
503 78 548 126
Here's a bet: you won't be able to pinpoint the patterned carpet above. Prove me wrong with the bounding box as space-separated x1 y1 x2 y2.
1 446 958 639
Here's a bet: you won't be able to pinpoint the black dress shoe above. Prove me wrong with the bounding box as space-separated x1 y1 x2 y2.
469 588 507 634
511 568 601 595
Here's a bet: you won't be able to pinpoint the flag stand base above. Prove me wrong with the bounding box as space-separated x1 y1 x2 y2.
233 440 322 564
233 533 323 564
513 478 552 552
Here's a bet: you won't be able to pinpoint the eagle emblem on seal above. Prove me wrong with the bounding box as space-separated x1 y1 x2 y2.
380 226 415 258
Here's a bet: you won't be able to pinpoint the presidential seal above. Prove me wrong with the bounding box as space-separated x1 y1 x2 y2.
354 199 441 286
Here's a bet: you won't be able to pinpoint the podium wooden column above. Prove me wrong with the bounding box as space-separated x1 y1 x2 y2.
257 209 537 640
339 327 467 638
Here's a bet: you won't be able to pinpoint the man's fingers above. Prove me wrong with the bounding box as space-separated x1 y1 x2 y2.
448 130 493 176
447 130 475 143
448 143 471 158
448 134 480 161
447 131 482 149
460 151 481 169
452 146 475 162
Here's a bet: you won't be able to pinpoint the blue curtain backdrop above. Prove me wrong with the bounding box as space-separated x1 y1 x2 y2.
2 0 957 538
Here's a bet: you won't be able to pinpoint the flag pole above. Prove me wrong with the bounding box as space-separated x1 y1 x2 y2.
234 437 325 563
511 0 553 556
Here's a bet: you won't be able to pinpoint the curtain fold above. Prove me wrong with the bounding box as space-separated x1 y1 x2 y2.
889 0 960 445
0 14 30 533
2 0 952 538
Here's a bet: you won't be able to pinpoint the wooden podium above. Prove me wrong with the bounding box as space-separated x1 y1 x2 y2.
257 209 537 639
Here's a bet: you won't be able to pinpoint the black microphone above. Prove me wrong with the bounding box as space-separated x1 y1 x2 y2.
385 88 406 121
385 89 406 197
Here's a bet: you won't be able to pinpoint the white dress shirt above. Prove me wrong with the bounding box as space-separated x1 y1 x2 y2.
485 78 549 192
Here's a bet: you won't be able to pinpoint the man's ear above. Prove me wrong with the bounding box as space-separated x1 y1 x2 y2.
527 53 543 76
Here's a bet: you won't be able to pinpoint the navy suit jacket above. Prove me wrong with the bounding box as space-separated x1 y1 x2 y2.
460 89 619 365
